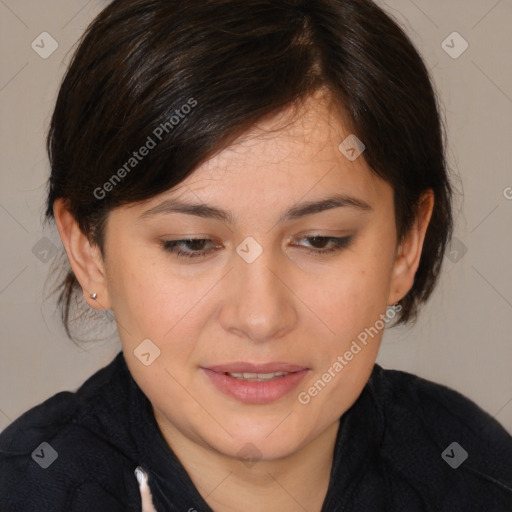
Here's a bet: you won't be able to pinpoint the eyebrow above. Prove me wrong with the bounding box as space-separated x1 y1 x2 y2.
139 193 373 224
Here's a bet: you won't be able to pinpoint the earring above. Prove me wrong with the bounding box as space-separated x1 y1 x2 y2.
90 292 98 299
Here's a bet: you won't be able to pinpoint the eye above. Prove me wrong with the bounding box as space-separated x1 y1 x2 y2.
161 238 220 260
293 235 352 257
161 235 352 260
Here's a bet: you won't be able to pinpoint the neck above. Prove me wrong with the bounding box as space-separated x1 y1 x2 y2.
153 409 340 512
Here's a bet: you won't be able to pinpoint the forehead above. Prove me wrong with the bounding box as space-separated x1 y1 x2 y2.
204 91 354 170
171 94 384 203
126 91 393 224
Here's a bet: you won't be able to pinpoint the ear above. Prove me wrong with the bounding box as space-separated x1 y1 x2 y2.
387 189 434 306
53 198 112 310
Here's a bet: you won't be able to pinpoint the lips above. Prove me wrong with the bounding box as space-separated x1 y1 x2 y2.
201 367 309 404
204 362 308 374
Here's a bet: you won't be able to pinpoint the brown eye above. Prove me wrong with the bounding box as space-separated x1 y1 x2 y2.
295 236 352 256
162 238 218 259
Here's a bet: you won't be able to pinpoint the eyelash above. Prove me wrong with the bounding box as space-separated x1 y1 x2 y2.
161 236 352 260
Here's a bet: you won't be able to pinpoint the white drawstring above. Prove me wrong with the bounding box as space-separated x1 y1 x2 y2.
134 466 158 512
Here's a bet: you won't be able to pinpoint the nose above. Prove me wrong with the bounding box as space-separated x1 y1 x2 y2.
218 243 298 343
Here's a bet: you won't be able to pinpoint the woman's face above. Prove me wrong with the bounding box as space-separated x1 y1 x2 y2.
87 93 428 462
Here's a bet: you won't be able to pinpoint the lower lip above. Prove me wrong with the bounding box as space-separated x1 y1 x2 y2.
201 368 309 404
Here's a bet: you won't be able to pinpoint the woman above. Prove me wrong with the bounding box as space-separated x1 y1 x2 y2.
1 0 511 510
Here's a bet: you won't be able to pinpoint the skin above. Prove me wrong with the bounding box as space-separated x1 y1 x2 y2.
54 90 433 512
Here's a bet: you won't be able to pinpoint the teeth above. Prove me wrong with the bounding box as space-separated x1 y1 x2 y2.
226 371 289 381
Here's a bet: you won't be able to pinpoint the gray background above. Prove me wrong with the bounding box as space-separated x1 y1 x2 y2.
1 0 511 434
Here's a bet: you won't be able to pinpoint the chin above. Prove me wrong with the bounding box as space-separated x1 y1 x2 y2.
210 422 308 461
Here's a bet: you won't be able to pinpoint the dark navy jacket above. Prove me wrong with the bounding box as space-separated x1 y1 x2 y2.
1 350 511 511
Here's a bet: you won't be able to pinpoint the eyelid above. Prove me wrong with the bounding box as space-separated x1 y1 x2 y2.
160 233 354 261
160 231 352 247
290 228 353 239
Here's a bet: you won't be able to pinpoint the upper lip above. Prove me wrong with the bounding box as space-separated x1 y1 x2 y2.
204 362 308 373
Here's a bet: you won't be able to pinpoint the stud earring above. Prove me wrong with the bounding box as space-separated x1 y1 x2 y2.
90 292 97 299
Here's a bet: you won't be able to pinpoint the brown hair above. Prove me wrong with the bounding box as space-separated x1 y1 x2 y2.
44 0 453 341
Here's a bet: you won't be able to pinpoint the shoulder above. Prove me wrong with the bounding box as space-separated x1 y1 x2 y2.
0 351 135 511
371 364 512 509
374 365 512 451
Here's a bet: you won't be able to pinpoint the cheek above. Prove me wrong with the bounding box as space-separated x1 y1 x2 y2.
310 245 394 345
297 256 391 416
107 221 395 351
109 252 231 379
105 245 184 339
